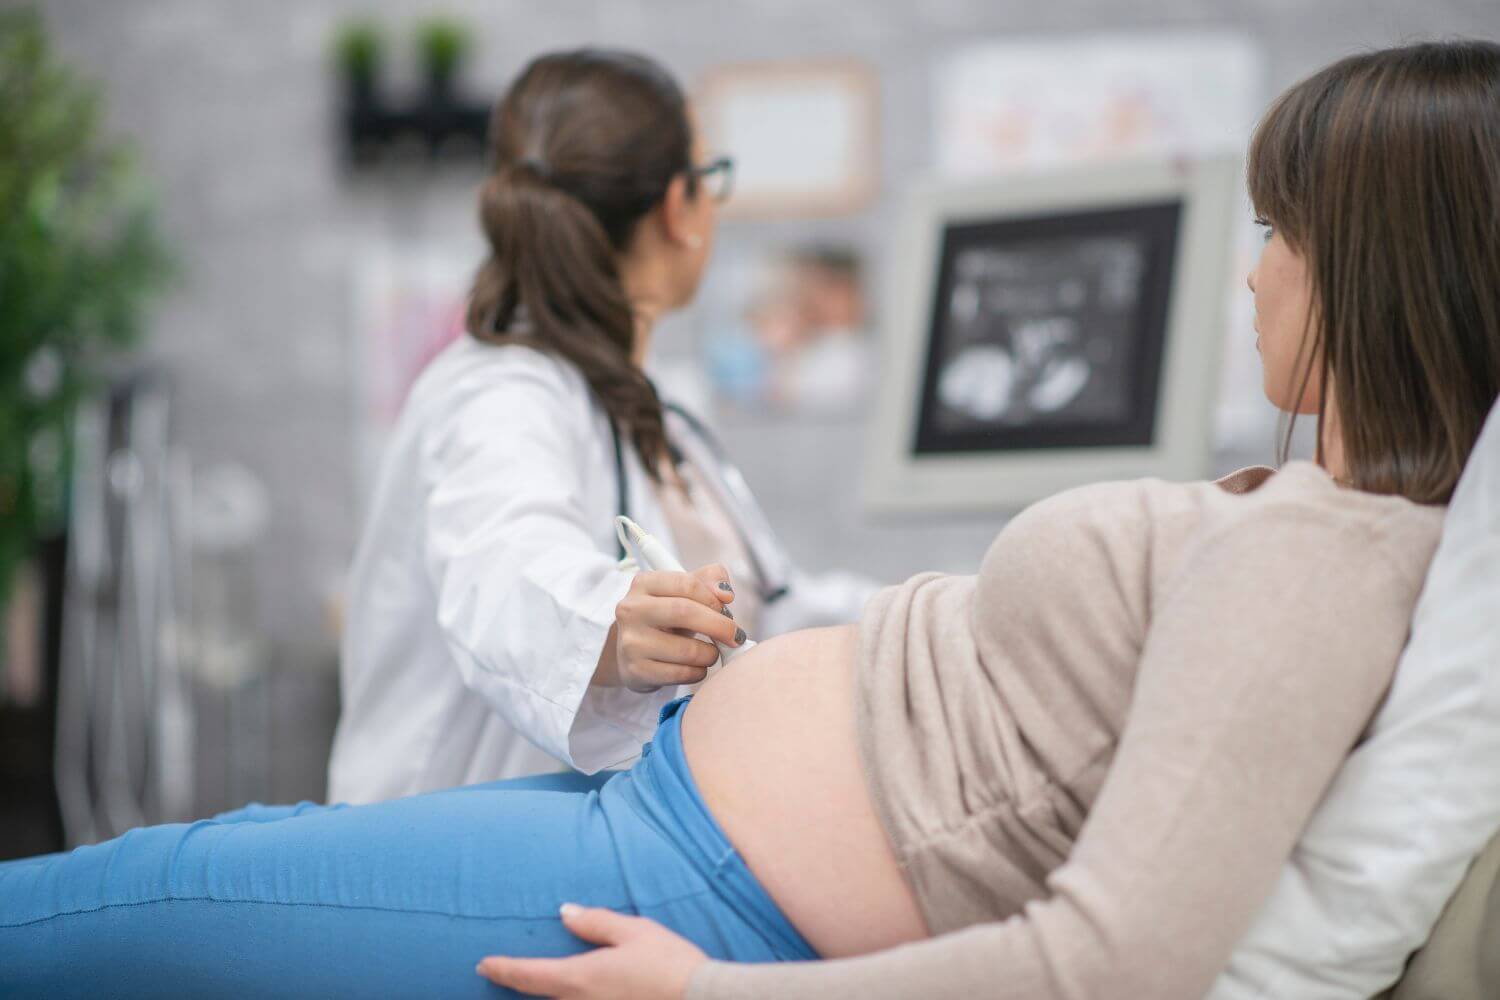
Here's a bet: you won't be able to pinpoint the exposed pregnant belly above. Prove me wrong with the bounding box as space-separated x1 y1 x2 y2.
680 625 929 958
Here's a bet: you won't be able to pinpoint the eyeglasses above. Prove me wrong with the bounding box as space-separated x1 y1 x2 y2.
687 156 734 203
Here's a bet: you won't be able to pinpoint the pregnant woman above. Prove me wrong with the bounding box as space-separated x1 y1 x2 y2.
4 39 1499 1000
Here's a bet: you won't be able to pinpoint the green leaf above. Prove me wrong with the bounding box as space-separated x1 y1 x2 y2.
0 6 172 602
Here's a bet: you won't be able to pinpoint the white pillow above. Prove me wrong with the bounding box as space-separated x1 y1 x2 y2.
1209 398 1500 1000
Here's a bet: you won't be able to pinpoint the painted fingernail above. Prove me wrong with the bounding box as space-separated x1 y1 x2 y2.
734 627 746 645
720 605 736 620
718 581 733 593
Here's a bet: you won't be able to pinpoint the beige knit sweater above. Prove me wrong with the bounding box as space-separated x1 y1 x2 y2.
689 462 1445 1000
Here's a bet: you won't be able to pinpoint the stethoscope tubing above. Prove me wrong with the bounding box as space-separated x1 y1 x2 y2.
608 403 791 604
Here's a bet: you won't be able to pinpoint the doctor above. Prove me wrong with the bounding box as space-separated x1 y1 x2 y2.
328 48 873 803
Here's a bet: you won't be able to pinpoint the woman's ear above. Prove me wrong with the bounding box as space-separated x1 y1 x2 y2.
658 174 700 249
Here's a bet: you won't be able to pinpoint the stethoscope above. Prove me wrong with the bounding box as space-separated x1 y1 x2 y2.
607 403 792 604
494 310 791 604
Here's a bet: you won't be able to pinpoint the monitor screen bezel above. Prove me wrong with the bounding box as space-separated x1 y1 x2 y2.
911 199 1183 455
863 156 1240 512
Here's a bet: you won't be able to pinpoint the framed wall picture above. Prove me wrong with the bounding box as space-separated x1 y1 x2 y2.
931 32 1263 178
695 60 879 219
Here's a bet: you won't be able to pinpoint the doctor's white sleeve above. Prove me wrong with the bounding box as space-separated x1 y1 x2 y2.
419 369 673 773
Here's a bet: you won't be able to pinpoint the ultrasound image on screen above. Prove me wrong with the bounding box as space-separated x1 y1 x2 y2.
913 201 1181 455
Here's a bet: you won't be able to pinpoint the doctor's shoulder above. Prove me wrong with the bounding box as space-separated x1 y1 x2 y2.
397 337 594 424
405 337 589 412
407 337 603 460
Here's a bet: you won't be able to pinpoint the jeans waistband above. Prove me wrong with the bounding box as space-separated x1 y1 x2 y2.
618 696 818 962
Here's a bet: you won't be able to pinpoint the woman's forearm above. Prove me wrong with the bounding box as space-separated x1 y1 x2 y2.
687 924 1035 1000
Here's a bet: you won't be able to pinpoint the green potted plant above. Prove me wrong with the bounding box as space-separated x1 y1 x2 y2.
0 8 171 644
415 17 472 103
331 18 385 109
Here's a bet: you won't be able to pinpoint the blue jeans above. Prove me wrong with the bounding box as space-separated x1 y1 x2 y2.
0 698 815 998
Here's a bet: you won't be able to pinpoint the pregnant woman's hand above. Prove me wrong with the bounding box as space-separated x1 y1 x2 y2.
477 903 706 999
602 564 745 693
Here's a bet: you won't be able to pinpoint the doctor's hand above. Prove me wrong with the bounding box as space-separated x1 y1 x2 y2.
476 903 705 999
603 564 745 693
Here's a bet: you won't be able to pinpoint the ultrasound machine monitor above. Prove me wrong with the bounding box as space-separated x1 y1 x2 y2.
864 156 1241 512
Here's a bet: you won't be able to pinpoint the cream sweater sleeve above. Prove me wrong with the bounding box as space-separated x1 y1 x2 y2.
688 506 1426 1000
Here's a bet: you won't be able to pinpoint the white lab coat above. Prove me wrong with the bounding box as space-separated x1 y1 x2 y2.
327 336 872 804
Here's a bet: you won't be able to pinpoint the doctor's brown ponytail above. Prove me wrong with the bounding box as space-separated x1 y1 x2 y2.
467 49 697 480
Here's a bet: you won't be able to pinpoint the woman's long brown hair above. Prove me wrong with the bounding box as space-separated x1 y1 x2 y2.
466 49 697 479
1248 40 1500 504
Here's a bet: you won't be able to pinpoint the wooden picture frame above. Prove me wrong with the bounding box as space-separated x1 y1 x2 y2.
694 60 880 220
